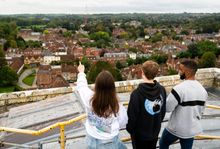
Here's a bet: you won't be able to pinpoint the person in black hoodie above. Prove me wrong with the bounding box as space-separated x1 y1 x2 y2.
126 60 166 149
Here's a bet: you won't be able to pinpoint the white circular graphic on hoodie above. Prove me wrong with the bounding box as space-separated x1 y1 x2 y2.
144 98 162 115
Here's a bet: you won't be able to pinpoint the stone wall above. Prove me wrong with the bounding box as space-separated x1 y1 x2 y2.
115 68 217 92
0 87 73 111
213 68 220 87
0 68 219 111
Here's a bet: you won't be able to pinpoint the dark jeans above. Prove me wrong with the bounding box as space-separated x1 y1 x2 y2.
159 129 194 149
131 136 158 149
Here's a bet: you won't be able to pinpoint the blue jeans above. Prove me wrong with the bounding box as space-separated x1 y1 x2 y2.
159 129 194 149
86 134 127 149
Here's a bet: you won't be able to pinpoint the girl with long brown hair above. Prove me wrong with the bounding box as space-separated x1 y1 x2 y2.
77 63 127 149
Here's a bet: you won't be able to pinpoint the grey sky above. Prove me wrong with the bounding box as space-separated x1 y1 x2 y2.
0 0 220 14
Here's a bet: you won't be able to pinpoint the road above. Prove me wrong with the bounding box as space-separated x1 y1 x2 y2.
17 69 37 89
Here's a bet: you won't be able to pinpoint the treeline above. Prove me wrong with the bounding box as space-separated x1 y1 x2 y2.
177 40 220 68
0 13 220 33
0 46 18 87
1 13 220 51
0 22 42 50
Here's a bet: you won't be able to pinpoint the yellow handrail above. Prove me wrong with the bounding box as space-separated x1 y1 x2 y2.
0 114 87 149
195 134 220 139
0 114 87 136
206 104 220 110
0 104 220 149
121 134 220 142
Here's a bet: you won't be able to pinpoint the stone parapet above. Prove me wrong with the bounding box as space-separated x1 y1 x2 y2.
213 68 220 87
0 87 73 111
114 68 217 93
0 68 219 111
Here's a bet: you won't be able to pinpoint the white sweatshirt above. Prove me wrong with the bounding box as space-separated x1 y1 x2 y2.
166 80 208 138
76 72 128 140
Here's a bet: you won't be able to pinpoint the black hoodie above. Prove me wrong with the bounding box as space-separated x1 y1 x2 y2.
126 81 166 141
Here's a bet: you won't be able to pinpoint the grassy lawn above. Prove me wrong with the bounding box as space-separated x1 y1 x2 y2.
0 86 15 93
22 73 36 86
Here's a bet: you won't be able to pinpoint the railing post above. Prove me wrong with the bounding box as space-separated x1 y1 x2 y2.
38 142 43 149
59 125 66 149
0 141 4 148
4 99 8 112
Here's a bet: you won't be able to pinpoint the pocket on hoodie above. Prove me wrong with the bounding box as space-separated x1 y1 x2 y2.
193 108 201 121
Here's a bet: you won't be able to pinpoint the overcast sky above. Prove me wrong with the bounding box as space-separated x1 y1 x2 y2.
0 0 220 14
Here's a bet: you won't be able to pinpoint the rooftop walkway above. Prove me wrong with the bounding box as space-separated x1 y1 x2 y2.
0 68 220 148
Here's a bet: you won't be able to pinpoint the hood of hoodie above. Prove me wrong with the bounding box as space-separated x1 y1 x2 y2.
137 80 161 101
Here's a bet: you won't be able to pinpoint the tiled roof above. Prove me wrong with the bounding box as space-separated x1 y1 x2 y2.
37 65 69 89
51 75 69 88
61 64 77 73
10 57 24 73
38 65 51 71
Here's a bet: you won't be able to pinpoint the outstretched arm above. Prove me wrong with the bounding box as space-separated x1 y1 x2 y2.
76 62 93 108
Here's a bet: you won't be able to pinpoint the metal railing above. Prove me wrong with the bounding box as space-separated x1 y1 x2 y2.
0 104 220 149
0 114 86 149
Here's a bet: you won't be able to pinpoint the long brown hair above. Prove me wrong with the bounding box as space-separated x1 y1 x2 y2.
91 70 119 118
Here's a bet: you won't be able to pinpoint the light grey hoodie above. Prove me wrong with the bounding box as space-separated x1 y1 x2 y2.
166 80 208 138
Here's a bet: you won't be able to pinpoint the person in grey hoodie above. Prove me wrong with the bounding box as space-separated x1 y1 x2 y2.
159 59 208 149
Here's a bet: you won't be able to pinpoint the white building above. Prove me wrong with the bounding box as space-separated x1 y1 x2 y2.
43 56 60 65
128 52 137 60
54 48 67 56
104 52 128 58
42 50 61 65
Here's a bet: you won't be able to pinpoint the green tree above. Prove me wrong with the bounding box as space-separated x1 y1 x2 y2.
16 36 26 49
197 40 219 57
0 47 7 68
43 30 49 35
150 54 168 64
176 51 192 58
3 41 10 50
116 61 124 69
95 22 105 32
63 31 72 37
87 61 122 83
128 47 138 53
0 66 18 86
187 44 199 58
0 22 18 50
168 68 178 75
96 39 110 48
180 30 189 35
161 29 171 36
0 22 17 40
90 31 111 48
216 48 220 56
199 52 216 68
115 69 123 81
81 56 91 73
118 31 129 39
90 31 111 42
126 58 135 66
134 57 143 65
10 40 17 48
150 33 163 43
26 40 42 48
0 46 18 87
